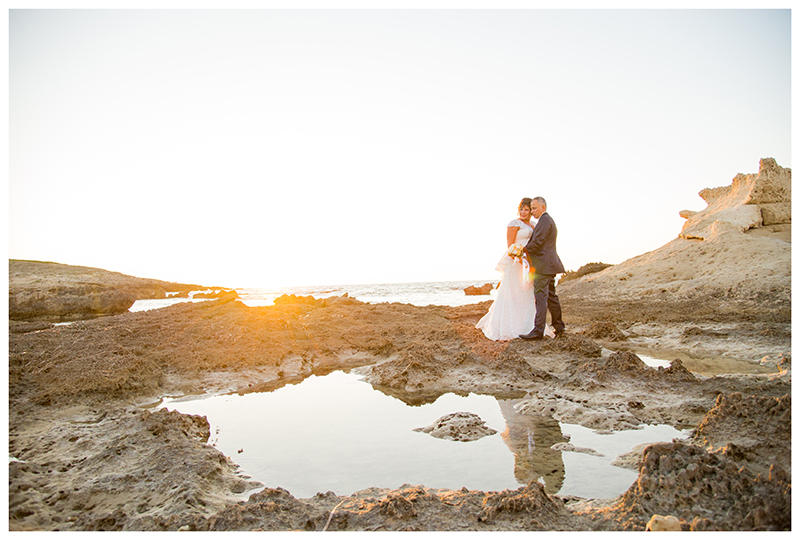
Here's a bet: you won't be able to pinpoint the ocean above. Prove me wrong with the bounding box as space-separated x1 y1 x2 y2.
130 279 500 312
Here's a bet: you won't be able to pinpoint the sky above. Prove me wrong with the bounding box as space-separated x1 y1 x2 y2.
6 4 793 289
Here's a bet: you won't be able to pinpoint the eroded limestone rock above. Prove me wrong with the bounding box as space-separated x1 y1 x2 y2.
679 157 791 240
413 412 498 442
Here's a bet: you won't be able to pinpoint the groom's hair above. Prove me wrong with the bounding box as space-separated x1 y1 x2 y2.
533 196 547 208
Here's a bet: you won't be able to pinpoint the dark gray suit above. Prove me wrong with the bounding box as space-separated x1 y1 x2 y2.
523 212 565 337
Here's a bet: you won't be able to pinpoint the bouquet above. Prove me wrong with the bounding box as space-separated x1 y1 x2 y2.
507 243 525 258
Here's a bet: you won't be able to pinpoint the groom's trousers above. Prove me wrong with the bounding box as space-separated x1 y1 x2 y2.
533 274 565 335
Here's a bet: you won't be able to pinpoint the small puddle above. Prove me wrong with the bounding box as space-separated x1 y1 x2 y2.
629 348 778 377
129 298 211 312
159 371 687 500
636 354 673 369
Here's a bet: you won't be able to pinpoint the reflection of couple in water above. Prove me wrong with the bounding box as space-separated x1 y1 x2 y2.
477 197 566 341
498 399 566 494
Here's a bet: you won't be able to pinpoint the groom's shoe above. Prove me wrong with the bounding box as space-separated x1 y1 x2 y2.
554 329 565 338
519 331 544 340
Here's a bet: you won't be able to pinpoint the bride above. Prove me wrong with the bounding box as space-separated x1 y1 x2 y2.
476 198 553 341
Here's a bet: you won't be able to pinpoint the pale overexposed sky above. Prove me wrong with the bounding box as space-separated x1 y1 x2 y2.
8 6 792 288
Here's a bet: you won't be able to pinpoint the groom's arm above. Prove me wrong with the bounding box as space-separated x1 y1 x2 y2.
525 215 551 255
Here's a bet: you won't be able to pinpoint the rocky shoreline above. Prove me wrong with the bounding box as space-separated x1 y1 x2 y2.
7 158 792 531
7 292 791 531
8 260 222 322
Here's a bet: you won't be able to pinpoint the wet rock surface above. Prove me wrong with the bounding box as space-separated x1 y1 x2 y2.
8 292 790 531
692 392 791 477
8 406 261 531
186 481 587 531
573 442 791 531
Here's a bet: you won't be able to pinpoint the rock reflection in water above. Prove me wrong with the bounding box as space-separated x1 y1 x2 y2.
497 399 566 494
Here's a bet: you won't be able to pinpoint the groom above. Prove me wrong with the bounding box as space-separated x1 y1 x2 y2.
520 196 566 340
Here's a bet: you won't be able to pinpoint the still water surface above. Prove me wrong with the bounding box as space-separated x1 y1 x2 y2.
159 370 687 500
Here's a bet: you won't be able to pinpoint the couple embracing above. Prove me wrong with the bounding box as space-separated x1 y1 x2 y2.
476 196 566 341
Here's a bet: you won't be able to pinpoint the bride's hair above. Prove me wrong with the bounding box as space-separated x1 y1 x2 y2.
518 197 532 211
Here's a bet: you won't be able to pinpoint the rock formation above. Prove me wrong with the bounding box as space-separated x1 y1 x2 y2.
9 284 139 322
607 442 790 531
679 157 790 240
464 283 494 295
645 515 682 531
559 262 613 284
8 260 213 321
557 158 790 323
413 412 498 442
193 290 240 300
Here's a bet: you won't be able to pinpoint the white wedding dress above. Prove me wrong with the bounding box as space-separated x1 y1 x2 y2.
476 218 552 341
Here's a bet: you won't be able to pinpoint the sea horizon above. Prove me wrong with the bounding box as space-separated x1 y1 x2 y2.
133 279 500 313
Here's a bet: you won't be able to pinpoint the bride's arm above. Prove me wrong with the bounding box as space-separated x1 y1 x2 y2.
507 226 520 247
